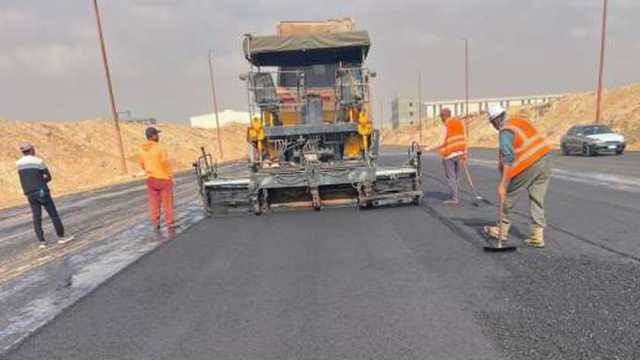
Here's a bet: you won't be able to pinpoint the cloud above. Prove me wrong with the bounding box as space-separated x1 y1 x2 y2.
417 33 442 47
568 0 640 9
570 27 590 39
0 0 639 122
0 8 35 31
0 43 94 78
131 2 176 20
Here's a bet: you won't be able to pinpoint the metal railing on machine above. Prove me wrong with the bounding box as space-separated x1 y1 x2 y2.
242 69 305 127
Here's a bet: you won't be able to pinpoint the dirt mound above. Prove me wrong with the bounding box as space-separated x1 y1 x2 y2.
383 83 640 150
4 83 638 209
0 119 247 209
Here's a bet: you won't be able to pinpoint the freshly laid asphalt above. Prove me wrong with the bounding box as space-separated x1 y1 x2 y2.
3 150 640 359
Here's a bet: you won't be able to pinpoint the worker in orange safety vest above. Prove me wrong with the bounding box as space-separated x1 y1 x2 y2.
483 104 552 248
425 108 468 206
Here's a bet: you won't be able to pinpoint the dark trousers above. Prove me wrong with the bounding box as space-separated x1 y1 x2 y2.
442 156 461 201
27 192 64 243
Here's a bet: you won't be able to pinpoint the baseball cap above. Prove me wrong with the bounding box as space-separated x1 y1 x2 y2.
19 142 34 152
145 127 161 139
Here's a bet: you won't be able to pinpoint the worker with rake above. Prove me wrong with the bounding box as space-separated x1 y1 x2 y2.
425 108 469 206
484 105 552 248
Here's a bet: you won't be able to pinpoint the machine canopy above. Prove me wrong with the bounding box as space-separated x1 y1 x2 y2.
243 31 371 67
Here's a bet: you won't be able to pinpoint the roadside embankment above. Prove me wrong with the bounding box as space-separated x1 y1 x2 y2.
0 118 247 209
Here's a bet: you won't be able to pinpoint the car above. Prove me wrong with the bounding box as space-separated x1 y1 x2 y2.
560 124 626 156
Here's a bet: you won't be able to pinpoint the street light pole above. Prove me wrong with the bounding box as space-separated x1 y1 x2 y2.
208 51 224 161
92 0 127 175
464 38 470 138
595 0 608 124
464 39 469 119
418 70 423 145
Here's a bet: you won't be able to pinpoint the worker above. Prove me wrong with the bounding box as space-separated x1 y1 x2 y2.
483 105 552 248
425 108 468 206
139 127 175 229
16 143 74 249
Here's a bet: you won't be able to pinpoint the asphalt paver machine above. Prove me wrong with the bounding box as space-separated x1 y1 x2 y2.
195 21 423 215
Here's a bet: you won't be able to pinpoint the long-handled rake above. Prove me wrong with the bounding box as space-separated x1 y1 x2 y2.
483 199 517 252
462 161 492 207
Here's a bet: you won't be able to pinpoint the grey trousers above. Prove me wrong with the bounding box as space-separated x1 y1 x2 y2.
503 156 551 228
442 156 462 201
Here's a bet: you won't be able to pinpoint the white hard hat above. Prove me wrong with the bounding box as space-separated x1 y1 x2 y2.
487 104 506 120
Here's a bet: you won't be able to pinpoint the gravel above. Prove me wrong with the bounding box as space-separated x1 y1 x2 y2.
476 252 640 359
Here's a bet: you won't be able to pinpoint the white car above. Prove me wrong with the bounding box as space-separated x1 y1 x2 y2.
560 125 626 156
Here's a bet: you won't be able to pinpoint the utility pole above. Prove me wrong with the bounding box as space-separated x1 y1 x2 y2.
464 38 470 139
208 51 224 160
417 71 423 145
595 0 608 124
92 0 127 175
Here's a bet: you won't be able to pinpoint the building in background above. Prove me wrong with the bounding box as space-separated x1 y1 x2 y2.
190 110 250 128
391 93 564 129
391 98 419 129
117 111 157 125
423 94 564 120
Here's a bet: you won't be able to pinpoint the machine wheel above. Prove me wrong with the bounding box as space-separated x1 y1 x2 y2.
616 149 624 155
253 189 271 215
311 188 321 211
561 144 570 156
253 191 264 216
583 144 594 157
253 201 262 216
412 196 422 206
358 201 372 210
201 191 213 217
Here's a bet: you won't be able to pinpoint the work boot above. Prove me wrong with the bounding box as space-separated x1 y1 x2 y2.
483 222 511 241
57 235 75 245
524 226 545 248
442 199 461 207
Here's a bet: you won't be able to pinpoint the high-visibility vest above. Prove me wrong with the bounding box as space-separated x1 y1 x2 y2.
440 118 467 158
501 117 551 179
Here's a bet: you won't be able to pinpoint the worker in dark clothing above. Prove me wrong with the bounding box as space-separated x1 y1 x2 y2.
16 143 73 249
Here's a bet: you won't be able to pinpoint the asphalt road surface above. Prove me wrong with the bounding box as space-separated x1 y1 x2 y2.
0 172 196 283
3 149 640 359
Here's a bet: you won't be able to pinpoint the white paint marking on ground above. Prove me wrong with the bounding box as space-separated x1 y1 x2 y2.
551 169 640 193
469 158 640 193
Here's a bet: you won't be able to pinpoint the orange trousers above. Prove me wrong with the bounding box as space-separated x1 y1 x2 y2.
146 178 174 226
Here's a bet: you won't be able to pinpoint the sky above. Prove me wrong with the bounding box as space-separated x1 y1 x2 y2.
0 0 638 123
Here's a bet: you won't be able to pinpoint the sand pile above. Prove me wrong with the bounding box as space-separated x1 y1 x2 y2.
383 83 640 150
0 118 247 209
535 84 640 147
